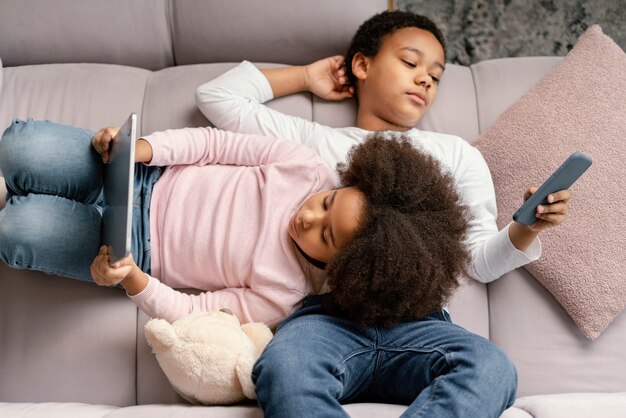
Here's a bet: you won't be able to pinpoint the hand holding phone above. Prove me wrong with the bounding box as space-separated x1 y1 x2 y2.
513 151 592 225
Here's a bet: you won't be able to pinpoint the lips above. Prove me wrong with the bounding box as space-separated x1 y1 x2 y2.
407 91 427 106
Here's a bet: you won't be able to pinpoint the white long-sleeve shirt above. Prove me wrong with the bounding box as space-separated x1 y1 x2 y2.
196 61 541 283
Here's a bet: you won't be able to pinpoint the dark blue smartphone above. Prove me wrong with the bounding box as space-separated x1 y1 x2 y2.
512 151 592 225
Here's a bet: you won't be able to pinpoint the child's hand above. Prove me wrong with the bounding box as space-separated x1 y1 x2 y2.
91 245 136 287
92 127 120 164
304 55 354 101
522 187 571 232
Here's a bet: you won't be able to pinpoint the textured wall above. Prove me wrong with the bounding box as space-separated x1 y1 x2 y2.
395 0 626 65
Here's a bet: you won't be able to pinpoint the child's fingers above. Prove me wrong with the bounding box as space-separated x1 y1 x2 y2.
93 130 114 163
537 202 567 215
547 189 571 203
113 253 135 267
536 212 563 223
523 186 537 201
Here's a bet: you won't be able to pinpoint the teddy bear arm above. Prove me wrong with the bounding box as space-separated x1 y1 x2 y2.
236 355 257 400
144 318 180 351
240 323 273 355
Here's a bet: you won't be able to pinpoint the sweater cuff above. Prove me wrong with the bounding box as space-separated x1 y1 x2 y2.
128 274 159 305
140 132 166 166
502 222 542 262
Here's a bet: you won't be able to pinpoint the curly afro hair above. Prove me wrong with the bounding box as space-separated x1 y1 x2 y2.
322 133 471 327
344 10 447 93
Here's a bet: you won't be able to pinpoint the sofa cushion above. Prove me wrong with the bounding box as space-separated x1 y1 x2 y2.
0 0 173 70
0 267 138 406
474 25 626 340
489 268 626 397
170 0 386 66
0 402 117 418
514 392 626 418
142 64 314 135
0 64 150 133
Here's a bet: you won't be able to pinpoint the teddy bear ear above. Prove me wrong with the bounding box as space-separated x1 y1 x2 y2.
144 318 179 351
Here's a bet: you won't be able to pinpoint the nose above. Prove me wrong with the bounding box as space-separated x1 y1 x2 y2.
301 209 323 229
414 71 431 88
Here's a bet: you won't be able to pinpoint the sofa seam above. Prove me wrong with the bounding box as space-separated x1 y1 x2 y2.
469 64 492 342
166 0 177 66
469 63 483 136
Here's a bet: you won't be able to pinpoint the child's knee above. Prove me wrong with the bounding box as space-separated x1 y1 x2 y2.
0 202 41 269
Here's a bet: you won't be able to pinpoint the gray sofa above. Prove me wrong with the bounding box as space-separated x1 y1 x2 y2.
1 1 625 417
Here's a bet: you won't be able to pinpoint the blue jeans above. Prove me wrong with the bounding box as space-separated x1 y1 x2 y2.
253 296 517 418
0 118 160 281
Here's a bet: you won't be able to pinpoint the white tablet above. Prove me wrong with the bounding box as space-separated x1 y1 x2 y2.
101 113 137 264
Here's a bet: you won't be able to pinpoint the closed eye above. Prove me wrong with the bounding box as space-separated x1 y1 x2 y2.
321 195 328 245
401 59 416 68
431 75 440 83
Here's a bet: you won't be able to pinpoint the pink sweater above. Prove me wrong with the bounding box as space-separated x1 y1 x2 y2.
128 127 334 327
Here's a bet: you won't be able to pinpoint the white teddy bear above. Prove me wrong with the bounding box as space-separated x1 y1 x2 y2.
144 309 273 405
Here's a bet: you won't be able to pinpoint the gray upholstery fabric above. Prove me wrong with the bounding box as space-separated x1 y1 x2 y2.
0 402 117 417
0 267 137 406
171 0 387 66
471 57 563 133
136 311 185 405
0 64 149 133
0 0 173 70
142 65 222 134
489 268 626 397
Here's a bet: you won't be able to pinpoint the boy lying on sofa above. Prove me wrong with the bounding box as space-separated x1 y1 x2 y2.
195 10 574 418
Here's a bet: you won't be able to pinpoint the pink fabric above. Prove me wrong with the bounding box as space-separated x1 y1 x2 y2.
475 26 626 340
129 127 334 327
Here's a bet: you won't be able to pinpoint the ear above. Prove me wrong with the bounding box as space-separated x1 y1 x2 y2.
351 52 370 81
144 318 179 351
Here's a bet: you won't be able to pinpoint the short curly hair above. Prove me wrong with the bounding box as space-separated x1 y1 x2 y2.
322 133 471 327
344 10 447 92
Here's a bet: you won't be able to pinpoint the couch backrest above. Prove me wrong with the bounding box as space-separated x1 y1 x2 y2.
0 0 386 69
0 0 174 70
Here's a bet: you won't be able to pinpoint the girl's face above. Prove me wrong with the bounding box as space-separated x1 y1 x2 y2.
288 186 365 264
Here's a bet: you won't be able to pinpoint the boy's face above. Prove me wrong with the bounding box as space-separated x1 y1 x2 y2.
288 187 365 264
353 27 445 131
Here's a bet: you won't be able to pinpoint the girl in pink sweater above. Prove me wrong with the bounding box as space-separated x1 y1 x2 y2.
0 120 470 328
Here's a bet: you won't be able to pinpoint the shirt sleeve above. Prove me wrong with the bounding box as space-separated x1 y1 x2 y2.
142 126 317 167
195 60 355 168
456 144 541 283
129 275 305 329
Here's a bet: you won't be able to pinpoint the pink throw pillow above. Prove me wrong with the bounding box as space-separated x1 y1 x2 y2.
474 26 626 340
